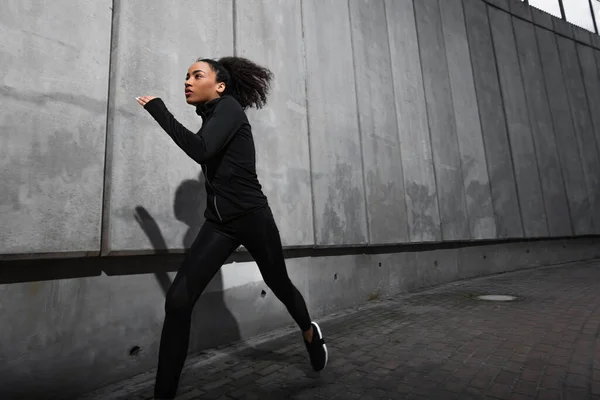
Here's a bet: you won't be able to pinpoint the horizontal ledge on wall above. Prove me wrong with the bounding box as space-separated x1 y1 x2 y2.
0 235 598 285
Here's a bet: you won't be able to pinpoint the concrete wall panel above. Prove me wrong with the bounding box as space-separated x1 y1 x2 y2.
440 0 497 240
236 0 314 246
302 0 368 245
0 1 111 255
385 0 441 242
105 0 233 253
577 45 600 233
535 28 594 235
489 9 548 237
415 0 470 241
557 37 600 232
349 0 409 244
513 18 572 237
463 0 523 238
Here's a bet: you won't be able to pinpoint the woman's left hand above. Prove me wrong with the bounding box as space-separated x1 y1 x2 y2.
136 96 157 107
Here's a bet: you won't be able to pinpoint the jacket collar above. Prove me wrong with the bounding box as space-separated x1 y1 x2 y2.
196 95 227 119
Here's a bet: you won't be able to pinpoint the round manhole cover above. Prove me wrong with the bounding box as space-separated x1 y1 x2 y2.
477 295 517 301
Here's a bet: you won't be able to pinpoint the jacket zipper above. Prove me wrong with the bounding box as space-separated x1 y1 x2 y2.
203 164 223 221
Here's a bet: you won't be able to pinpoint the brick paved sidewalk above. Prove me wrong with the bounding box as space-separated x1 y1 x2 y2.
80 260 600 400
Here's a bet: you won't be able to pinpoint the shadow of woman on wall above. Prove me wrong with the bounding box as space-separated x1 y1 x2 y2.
133 172 242 351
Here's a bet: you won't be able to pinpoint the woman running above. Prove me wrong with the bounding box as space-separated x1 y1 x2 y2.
136 56 328 399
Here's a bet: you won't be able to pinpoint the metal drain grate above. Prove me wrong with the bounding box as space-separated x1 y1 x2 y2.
476 295 517 301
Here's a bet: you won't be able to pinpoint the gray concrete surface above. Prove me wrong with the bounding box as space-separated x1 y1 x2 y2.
386 0 441 243
104 0 233 254
558 36 600 235
2 237 600 399
349 0 409 245
4 0 600 255
535 26 595 235
489 8 548 238
236 0 314 247
577 43 600 233
4 0 600 397
415 0 470 241
440 0 497 241
513 18 572 237
0 0 111 256
78 259 600 400
463 0 524 239
302 0 368 246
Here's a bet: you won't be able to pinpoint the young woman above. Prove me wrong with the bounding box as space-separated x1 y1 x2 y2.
136 56 328 399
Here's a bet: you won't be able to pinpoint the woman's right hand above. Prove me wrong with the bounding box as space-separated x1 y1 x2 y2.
136 96 157 107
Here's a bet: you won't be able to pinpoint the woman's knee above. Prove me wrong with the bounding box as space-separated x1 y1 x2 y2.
164 279 192 315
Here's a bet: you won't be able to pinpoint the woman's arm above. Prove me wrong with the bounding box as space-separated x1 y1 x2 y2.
137 96 244 164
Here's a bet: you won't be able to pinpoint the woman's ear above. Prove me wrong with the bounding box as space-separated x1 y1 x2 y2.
216 82 226 94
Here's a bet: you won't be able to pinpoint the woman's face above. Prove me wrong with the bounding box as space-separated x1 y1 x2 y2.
184 61 225 105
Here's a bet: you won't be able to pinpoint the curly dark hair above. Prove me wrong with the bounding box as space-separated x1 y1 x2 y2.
197 56 274 109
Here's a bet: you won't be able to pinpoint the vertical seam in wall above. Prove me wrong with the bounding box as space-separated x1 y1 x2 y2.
487 4 526 238
439 0 472 241
100 0 119 257
232 0 237 56
534 26 576 236
414 0 444 241
347 0 371 245
463 0 500 239
299 0 318 247
382 0 410 242
511 13 550 236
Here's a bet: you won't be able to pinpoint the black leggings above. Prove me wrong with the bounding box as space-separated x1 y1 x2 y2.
154 206 312 398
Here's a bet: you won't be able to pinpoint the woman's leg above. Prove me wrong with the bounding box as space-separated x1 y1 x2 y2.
239 207 328 371
154 222 240 399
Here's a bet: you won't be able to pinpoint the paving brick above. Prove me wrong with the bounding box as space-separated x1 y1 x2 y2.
80 261 600 400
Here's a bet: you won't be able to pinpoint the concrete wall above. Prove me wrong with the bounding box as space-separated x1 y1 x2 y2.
3 0 600 398
4 0 600 256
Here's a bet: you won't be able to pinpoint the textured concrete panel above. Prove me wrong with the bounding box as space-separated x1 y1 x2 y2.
595 49 600 144
415 0 469 241
553 17 574 39
489 9 548 237
236 0 314 246
513 19 572 237
578 45 600 231
348 0 409 244
0 1 111 256
535 28 593 235
463 0 523 238
509 0 532 21
302 0 368 246
385 0 441 242
531 6 554 30
106 0 233 253
557 37 600 232
440 0 496 240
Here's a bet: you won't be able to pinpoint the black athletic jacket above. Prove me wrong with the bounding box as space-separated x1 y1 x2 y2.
144 95 267 223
